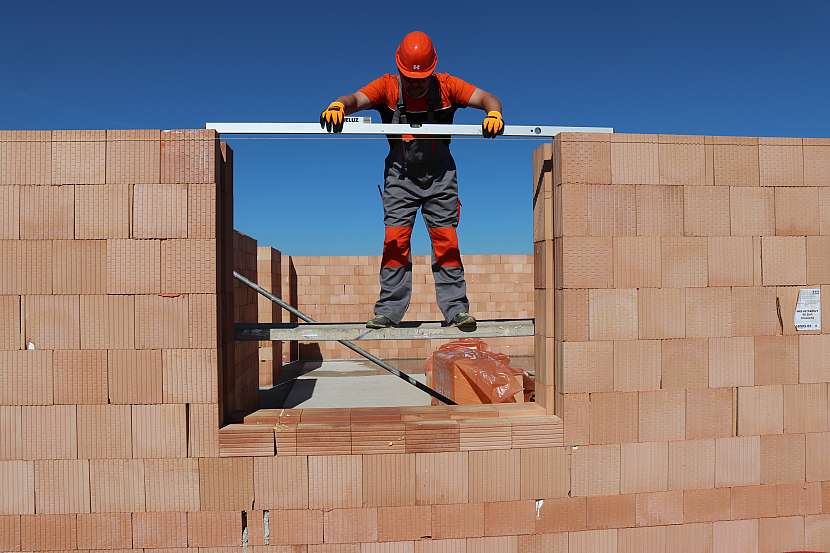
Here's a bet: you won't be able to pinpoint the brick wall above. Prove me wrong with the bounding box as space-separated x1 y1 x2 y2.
538 132 830 551
4 128 830 552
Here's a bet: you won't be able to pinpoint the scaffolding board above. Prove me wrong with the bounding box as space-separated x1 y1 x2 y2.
235 318 535 342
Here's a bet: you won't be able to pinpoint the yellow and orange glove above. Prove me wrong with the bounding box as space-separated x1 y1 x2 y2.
482 111 504 138
320 101 346 133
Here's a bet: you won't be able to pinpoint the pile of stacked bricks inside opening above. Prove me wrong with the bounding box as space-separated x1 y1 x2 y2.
0 129 829 552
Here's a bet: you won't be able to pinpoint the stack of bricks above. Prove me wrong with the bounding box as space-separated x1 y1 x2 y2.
536 132 830 551
256 246 282 387
289 254 534 361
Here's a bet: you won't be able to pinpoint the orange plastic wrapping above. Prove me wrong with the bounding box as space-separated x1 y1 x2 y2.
425 339 525 404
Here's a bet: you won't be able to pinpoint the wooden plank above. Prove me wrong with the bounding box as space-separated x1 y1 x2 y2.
235 318 535 341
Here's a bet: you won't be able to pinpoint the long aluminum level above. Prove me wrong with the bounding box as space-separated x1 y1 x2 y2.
235 318 535 341
205 122 613 137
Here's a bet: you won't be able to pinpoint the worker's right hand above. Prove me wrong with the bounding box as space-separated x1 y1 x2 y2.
320 101 346 133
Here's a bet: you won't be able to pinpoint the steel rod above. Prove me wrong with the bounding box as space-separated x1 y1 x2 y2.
232 271 457 406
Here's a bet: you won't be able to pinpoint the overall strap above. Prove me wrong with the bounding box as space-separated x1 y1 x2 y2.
392 75 407 124
425 76 439 124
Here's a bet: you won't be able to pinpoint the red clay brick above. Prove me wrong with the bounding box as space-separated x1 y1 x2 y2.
268 509 323 545
468 449 520 503
519 447 569 500
0 460 34 514
19 185 74 239
684 488 731 523
131 404 187 458
106 129 160 184
661 338 709 390
668 439 715 490
737 385 784 436
415 452 469 505
76 404 132 459
51 129 105 185
89 459 145 513
363 454 416 507
76 512 132 550
23 294 80 350
378 505 431 542
144 458 200 512
715 436 761 487
53 350 108 405
134 294 189 349
21 405 77 460
431 503 483 539
253 456 309 510
0 407 22 460
48 476 97 538
571 444 621 497
74 184 130 239
589 392 638 445
78 294 135 349
132 511 187 549
639 390 685 442
308 455 363 509
187 511 242 547
106 238 161 293
52 239 106 294
107 349 162 404
323 508 378 544
161 348 218 403
133 183 188 238
635 490 683 527
0 515 20 552
620 441 668 494
586 494 635 530
199 457 254 511
730 484 777 519
20 514 76 551
161 239 217 294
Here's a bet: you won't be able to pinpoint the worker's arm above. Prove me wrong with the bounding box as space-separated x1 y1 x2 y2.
467 88 504 138
334 92 373 115
320 92 373 133
467 88 502 114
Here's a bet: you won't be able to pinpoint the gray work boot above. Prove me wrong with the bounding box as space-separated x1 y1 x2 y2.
449 312 477 331
366 314 396 329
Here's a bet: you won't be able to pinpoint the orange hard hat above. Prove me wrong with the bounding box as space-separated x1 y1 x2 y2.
395 31 438 78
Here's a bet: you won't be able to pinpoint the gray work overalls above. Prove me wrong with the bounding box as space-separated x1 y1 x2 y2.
374 75 470 324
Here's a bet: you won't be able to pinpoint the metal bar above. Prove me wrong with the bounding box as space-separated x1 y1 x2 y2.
232 271 457 406
236 319 535 342
206 122 613 137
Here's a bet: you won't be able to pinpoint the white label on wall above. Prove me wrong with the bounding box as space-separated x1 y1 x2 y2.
794 288 821 331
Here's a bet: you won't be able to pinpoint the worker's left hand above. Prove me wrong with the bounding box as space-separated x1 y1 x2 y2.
482 111 504 138
320 101 346 133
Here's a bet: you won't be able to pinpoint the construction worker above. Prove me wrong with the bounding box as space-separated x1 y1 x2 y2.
320 31 504 330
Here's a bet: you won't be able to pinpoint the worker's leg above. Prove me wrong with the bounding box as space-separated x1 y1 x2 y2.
374 162 420 324
421 163 470 322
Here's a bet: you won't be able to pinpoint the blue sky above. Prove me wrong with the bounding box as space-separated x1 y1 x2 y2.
2 1 829 255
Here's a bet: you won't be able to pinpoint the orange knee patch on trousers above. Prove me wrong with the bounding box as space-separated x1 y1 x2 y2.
429 227 462 267
381 226 413 268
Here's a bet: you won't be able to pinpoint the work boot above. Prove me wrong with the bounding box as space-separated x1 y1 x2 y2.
366 314 396 329
449 312 477 331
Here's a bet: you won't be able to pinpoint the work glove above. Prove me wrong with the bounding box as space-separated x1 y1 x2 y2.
482 111 504 138
320 101 346 133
